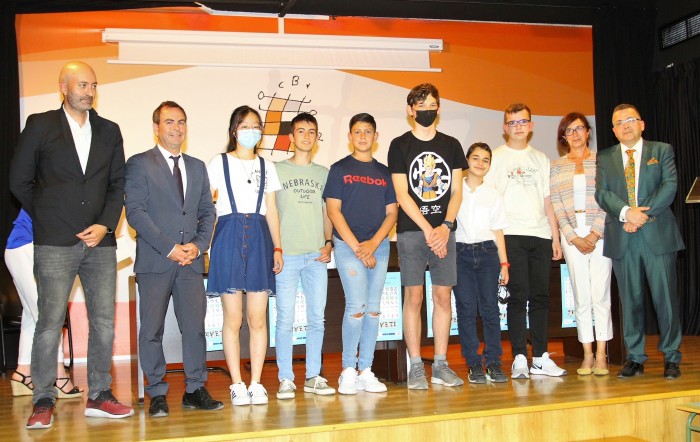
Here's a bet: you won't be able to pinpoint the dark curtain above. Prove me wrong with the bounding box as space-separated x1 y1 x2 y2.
0 0 21 254
652 58 700 335
592 2 657 149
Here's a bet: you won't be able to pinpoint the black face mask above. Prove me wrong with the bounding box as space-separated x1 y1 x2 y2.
414 109 438 127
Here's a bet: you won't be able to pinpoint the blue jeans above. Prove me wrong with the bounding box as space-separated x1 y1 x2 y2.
453 241 503 368
32 243 117 401
335 237 390 371
275 252 328 381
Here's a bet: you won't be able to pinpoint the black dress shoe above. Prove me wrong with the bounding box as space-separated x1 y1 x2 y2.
182 387 224 410
149 395 169 418
663 362 681 380
617 361 644 378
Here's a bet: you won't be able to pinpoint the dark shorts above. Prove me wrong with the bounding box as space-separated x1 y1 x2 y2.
396 230 456 287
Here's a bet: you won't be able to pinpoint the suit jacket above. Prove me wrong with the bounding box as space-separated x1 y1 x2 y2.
9 107 125 247
594 140 685 259
124 146 215 274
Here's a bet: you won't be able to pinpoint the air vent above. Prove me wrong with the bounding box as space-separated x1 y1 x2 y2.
660 11 700 49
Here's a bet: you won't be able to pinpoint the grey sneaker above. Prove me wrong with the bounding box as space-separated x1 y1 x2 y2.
276 379 296 400
408 362 429 390
303 376 336 396
486 363 508 383
468 365 487 384
431 362 464 386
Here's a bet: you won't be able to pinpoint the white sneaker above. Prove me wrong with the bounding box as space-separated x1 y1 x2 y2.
511 354 530 379
230 382 250 406
338 367 358 395
276 379 296 400
356 369 387 393
248 381 269 405
530 352 568 377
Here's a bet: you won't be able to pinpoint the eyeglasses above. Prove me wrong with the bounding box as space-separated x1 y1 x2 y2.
613 117 641 128
238 125 262 131
505 119 530 128
564 125 587 136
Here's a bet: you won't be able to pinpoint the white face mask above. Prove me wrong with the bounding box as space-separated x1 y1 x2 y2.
237 129 262 150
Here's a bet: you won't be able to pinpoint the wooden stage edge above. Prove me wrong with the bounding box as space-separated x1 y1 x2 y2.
3 336 700 442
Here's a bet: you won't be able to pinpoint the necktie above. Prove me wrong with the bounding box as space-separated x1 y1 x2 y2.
170 155 184 205
625 149 636 208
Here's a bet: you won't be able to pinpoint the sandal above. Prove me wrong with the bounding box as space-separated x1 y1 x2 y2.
54 377 83 399
576 353 594 376
593 353 609 376
11 372 34 397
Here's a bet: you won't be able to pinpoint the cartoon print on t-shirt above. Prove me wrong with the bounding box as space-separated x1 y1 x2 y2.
409 152 450 202
506 164 541 187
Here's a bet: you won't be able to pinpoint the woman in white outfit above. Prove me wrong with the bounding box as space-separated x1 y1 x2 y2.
550 113 613 376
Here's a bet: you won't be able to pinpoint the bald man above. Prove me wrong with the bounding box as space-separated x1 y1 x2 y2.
10 61 133 429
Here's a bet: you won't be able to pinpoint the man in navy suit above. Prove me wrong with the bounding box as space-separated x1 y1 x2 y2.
10 61 133 429
595 103 685 380
124 101 221 417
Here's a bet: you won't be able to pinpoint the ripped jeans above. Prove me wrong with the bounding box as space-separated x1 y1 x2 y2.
334 236 390 371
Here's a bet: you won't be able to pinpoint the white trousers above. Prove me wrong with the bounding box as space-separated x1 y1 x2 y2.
4 243 65 365
561 221 613 343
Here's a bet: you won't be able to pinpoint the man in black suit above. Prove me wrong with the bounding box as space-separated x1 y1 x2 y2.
10 61 133 429
124 101 221 417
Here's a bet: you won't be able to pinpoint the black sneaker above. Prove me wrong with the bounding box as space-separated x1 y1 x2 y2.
149 395 169 418
468 365 487 384
182 387 224 410
486 363 508 383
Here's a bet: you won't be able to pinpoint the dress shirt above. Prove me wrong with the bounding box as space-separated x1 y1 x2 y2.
157 144 188 196
63 106 92 173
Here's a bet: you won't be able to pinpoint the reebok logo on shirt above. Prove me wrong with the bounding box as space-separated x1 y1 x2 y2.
343 175 387 186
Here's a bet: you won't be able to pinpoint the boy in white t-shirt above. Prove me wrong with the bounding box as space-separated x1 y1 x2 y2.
484 103 566 379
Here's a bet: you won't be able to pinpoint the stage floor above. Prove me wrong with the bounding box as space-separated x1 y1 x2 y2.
2 336 699 441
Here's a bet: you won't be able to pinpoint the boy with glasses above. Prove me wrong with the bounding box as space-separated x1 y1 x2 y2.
484 103 566 379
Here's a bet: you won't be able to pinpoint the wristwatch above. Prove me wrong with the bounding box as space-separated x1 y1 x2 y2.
325 239 335 248
442 220 454 230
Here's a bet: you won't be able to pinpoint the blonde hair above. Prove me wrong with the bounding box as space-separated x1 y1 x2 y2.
423 154 436 169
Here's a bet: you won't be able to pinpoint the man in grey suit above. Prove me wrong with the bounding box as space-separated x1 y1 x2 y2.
595 103 685 380
125 101 221 417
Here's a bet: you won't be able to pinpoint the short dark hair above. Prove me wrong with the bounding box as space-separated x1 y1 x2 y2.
466 142 492 160
612 103 641 117
557 112 592 152
153 101 186 124
349 113 376 131
226 105 263 153
504 103 531 122
290 112 318 133
407 83 440 107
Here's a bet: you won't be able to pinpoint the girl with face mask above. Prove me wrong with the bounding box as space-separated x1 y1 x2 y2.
206 105 284 406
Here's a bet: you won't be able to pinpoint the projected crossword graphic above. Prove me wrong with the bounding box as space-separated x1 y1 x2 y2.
257 75 322 154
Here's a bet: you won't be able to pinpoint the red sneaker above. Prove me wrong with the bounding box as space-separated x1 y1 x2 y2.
26 398 55 429
84 390 134 419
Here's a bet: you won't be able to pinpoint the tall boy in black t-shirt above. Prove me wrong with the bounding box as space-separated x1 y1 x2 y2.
388 83 468 389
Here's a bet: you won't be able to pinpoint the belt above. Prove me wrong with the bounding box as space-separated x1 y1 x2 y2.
459 240 495 247
574 210 586 214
